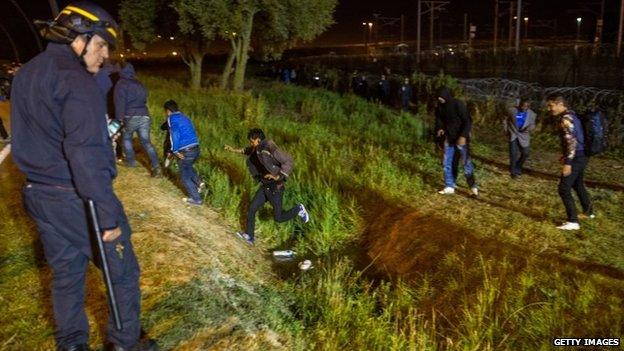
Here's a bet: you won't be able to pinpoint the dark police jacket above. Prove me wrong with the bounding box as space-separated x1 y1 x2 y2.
11 43 124 229
113 63 149 121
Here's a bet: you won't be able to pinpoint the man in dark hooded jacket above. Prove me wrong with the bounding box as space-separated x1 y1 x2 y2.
114 63 161 176
224 128 310 245
434 87 478 196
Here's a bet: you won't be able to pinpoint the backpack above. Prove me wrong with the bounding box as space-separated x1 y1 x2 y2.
581 110 609 156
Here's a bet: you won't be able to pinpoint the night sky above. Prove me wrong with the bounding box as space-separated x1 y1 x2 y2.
1 0 621 62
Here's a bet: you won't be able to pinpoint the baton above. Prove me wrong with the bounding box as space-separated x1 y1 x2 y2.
87 199 123 331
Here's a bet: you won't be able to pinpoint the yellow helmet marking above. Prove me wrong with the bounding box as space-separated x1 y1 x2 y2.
65 5 100 21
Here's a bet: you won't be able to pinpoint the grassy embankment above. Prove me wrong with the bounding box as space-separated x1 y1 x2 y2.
1 76 623 350
145 77 624 349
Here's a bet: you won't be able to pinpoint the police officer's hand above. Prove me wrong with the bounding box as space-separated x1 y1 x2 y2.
175 152 185 160
436 129 445 137
103 227 122 242
562 165 572 177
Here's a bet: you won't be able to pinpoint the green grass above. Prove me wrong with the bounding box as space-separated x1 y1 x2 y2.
2 75 623 350
141 76 624 349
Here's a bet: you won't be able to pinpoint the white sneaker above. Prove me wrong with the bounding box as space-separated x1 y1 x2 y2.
298 204 310 223
556 222 580 230
471 187 479 197
438 187 455 195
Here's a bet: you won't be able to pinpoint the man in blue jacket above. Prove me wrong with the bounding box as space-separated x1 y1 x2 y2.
503 98 536 179
114 63 161 177
164 100 203 205
12 2 156 350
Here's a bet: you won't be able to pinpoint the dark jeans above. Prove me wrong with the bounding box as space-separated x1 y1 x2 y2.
558 156 593 222
246 182 299 239
177 146 201 202
22 183 141 349
0 118 8 139
509 139 530 176
122 116 160 169
443 141 476 188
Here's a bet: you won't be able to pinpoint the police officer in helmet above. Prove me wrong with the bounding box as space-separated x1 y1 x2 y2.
11 2 157 350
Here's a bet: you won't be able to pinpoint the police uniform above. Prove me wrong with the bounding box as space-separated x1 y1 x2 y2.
11 3 143 350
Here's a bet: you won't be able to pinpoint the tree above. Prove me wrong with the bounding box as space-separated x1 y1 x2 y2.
119 0 220 89
214 0 337 90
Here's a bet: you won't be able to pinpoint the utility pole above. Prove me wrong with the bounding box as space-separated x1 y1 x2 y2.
401 14 405 43
508 0 514 48
494 0 499 53
463 13 468 41
417 0 422 65
430 5 435 49
515 0 522 53
419 1 450 51
618 0 624 57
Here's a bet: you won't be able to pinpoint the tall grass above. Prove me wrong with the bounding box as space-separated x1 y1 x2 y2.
142 76 624 350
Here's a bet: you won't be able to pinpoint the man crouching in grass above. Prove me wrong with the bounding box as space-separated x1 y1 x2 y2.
225 128 310 245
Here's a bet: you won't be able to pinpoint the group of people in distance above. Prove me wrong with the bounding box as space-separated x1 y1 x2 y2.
433 86 594 231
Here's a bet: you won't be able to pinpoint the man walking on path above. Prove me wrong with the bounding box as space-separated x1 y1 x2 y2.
504 98 536 179
115 63 162 177
164 100 203 205
434 87 478 196
546 94 594 230
225 128 309 245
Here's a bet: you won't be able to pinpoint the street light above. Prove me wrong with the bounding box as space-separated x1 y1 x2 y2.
576 17 582 41
524 17 529 39
367 22 373 45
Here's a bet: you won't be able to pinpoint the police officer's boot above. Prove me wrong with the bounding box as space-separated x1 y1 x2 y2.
106 339 159 351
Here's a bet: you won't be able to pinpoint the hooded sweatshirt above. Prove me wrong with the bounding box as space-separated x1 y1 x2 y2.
113 63 149 121
434 87 472 144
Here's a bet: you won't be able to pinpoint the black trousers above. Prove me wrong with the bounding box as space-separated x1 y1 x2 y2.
23 183 141 349
558 156 593 222
509 139 530 176
246 182 299 239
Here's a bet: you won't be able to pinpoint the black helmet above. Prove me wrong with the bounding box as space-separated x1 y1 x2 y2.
36 1 119 49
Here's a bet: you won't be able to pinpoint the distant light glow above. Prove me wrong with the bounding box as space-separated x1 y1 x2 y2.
169 36 175 40
577 17 582 23
172 51 178 56
119 53 124 58
368 22 373 27
524 17 529 22
143 52 147 55
157 35 162 39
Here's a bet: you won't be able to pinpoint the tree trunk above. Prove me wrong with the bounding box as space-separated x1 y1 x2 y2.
220 45 237 90
182 43 206 89
232 11 255 91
